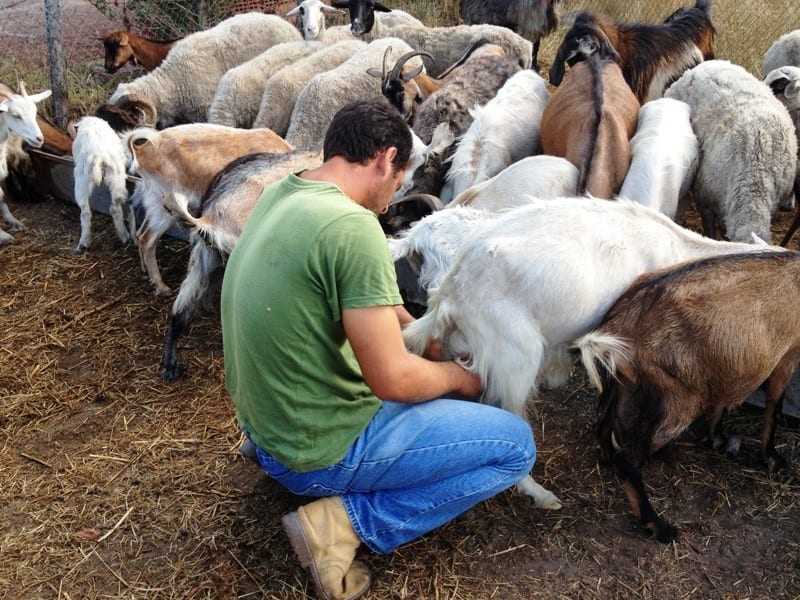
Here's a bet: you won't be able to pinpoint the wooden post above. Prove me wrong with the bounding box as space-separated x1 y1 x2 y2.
44 0 69 128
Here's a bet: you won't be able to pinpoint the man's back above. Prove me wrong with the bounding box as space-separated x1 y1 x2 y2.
221 173 401 472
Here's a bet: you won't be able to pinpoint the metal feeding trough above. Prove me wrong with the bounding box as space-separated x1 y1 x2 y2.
25 149 800 419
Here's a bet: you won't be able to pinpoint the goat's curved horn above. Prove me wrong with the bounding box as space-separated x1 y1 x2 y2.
18 80 28 96
387 51 433 83
132 100 158 127
380 46 392 81
390 193 444 212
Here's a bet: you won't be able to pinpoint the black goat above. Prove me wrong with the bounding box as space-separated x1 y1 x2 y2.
550 0 715 102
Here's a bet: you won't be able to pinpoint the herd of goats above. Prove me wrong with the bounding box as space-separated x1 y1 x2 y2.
2 0 800 543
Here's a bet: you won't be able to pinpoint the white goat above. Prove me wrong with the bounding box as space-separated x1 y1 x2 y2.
285 38 422 150
618 98 699 220
665 60 797 242
207 41 323 128
392 155 578 293
109 14 302 127
763 29 800 77
0 82 51 245
70 117 133 253
402 200 781 508
446 70 550 198
252 40 366 136
286 0 346 40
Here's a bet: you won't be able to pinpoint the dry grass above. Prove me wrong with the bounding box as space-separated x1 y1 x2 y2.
1 200 799 599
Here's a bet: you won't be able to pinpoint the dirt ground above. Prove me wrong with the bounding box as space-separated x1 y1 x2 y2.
1 196 800 600
0 0 116 66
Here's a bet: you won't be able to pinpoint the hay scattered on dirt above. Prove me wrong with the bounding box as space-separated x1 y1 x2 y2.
2 197 799 599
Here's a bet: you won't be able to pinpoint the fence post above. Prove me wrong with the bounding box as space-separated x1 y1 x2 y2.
44 0 69 128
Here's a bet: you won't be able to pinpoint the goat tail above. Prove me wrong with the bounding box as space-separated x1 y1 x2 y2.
573 332 631 392
170 191 205 231
578 53 605 195
402 292 453 356
90 160 105 187
451 184 480 206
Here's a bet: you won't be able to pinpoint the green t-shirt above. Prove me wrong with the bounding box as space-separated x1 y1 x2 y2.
221 174 403 472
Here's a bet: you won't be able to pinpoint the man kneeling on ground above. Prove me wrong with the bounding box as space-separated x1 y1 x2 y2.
221 100 537 600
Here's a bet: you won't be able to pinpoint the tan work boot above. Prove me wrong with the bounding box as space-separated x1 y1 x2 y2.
282 496 371 600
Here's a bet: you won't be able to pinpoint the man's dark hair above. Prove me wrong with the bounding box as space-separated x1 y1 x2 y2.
323 100 412 169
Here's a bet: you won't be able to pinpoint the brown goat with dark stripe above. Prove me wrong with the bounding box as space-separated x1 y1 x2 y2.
540 45 639 199
576 251 797 544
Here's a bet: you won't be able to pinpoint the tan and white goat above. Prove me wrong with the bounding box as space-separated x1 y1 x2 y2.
126 124 292 294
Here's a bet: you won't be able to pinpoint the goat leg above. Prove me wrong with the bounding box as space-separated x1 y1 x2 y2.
780 181 800 247
137 221 172 296
704 406 741 458
761 359 795 474
0 192 24 232
531 38 541 73
161 241 221 382
612 446 677 544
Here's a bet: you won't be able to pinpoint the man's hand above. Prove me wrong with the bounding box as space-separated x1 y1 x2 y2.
343 305 482 403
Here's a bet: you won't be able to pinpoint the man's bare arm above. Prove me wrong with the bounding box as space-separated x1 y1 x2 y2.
394 305 415 328
343 305 481 403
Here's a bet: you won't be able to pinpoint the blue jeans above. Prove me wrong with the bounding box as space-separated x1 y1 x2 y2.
253 399 535 554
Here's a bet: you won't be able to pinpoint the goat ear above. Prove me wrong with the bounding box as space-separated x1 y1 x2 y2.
0 100 8 113
331 0 350 7
549 42 568 85
402 64 424 81
29 90 52 104
751 232 769 246
430 123 455 154
373 1 392 12
366 67 383 79
286 6 300 16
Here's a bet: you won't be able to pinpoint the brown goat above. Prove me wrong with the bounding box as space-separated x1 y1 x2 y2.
540 50 639 199
550 0 715 102
101 30 178 74
576 251 797 544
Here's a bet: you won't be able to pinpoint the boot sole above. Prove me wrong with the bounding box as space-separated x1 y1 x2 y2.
281 512 370 600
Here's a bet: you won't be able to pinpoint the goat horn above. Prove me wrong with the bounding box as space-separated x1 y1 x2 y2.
18 80 28 96
387 51 433 83
136 101 158 127
389 193 443 212
380 46 392 81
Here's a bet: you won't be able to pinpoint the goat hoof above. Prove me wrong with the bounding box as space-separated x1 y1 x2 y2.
766 452 789 476
154 285 173 297
0 233 14 246
536 491 563 511
724 435 741 458
645 518 678 544
161 363 185 382
72 245 88 255
7 222 25 233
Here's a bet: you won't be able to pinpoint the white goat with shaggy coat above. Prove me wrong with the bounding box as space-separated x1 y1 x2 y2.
665 60 797 242
402 198 780 510
618 98 699 220
70 117 133 253
391 155 578 293
446 69 550 199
